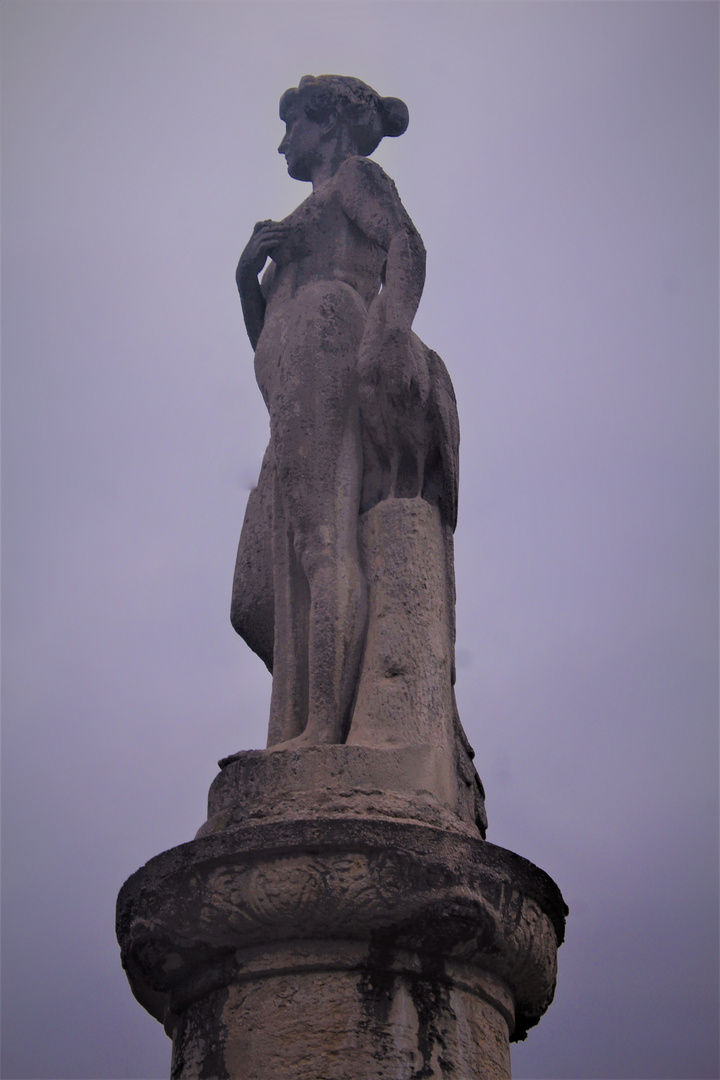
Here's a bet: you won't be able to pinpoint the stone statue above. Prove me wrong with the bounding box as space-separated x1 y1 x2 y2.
117 79 567 1076
231 75 471 763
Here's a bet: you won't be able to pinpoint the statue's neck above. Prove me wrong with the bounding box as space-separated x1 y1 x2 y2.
310 137 356 191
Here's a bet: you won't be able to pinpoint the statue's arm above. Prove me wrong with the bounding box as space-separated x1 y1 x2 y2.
236 220 285 351
339 157 426 330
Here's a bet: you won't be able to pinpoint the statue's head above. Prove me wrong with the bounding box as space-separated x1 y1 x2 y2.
278 75 408 180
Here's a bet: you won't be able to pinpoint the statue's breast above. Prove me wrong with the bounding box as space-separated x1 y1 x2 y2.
269 183 384 308
271 189 331 267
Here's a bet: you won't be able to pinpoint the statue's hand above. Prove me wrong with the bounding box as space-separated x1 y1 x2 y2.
236 220 287 284
236 220 287 349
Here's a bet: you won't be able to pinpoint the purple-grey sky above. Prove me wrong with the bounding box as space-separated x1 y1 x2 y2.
2 3 718 1078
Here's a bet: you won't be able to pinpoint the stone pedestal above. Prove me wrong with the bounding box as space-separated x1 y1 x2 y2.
117 749 566 1080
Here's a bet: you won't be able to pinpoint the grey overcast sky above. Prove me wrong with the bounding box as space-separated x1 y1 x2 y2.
2 3 718 1078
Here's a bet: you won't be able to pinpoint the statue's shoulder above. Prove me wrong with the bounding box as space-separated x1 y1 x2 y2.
335 156 405 232
336 155 398 194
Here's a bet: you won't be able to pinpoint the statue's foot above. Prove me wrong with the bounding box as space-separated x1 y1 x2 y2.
267 727 342 752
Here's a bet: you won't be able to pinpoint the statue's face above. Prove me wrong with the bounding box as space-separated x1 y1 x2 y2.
278 103 326 182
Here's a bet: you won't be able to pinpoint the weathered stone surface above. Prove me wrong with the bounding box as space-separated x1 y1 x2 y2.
117 75 567 1079
351 498 457 746
169 947 513 1080
232 75 464 762
228 496 488 836
200 744 483 839
117 805 566 1078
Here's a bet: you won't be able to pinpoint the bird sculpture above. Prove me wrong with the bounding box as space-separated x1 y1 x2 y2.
358 325 460 531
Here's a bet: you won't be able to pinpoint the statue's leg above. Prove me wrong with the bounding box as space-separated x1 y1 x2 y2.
270 283 367 745
266 477 310 747
292 419 366 744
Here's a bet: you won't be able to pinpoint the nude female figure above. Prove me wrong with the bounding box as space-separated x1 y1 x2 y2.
231 76 455 749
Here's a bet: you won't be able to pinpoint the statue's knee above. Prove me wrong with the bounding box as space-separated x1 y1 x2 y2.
296 542 334 584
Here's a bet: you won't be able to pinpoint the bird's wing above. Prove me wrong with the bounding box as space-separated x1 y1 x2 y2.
428 349 460 531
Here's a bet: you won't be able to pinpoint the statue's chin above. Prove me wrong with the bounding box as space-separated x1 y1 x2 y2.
286 160 312 183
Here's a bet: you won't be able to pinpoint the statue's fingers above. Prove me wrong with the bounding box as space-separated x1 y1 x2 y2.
256 225 286 244
257 234 282 253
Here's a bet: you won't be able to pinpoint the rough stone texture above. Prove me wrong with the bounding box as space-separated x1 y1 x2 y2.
231 75 463 763
117 75 567 1079
201 745 484 842
169 950 513 1080
228 71 487 832
351 499 456 749
117 796 566 1079
229 496 488 836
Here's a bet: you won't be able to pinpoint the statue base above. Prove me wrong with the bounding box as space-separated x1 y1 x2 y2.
117 748 566 1080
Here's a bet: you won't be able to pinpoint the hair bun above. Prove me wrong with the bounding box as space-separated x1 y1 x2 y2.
380 96 409 138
